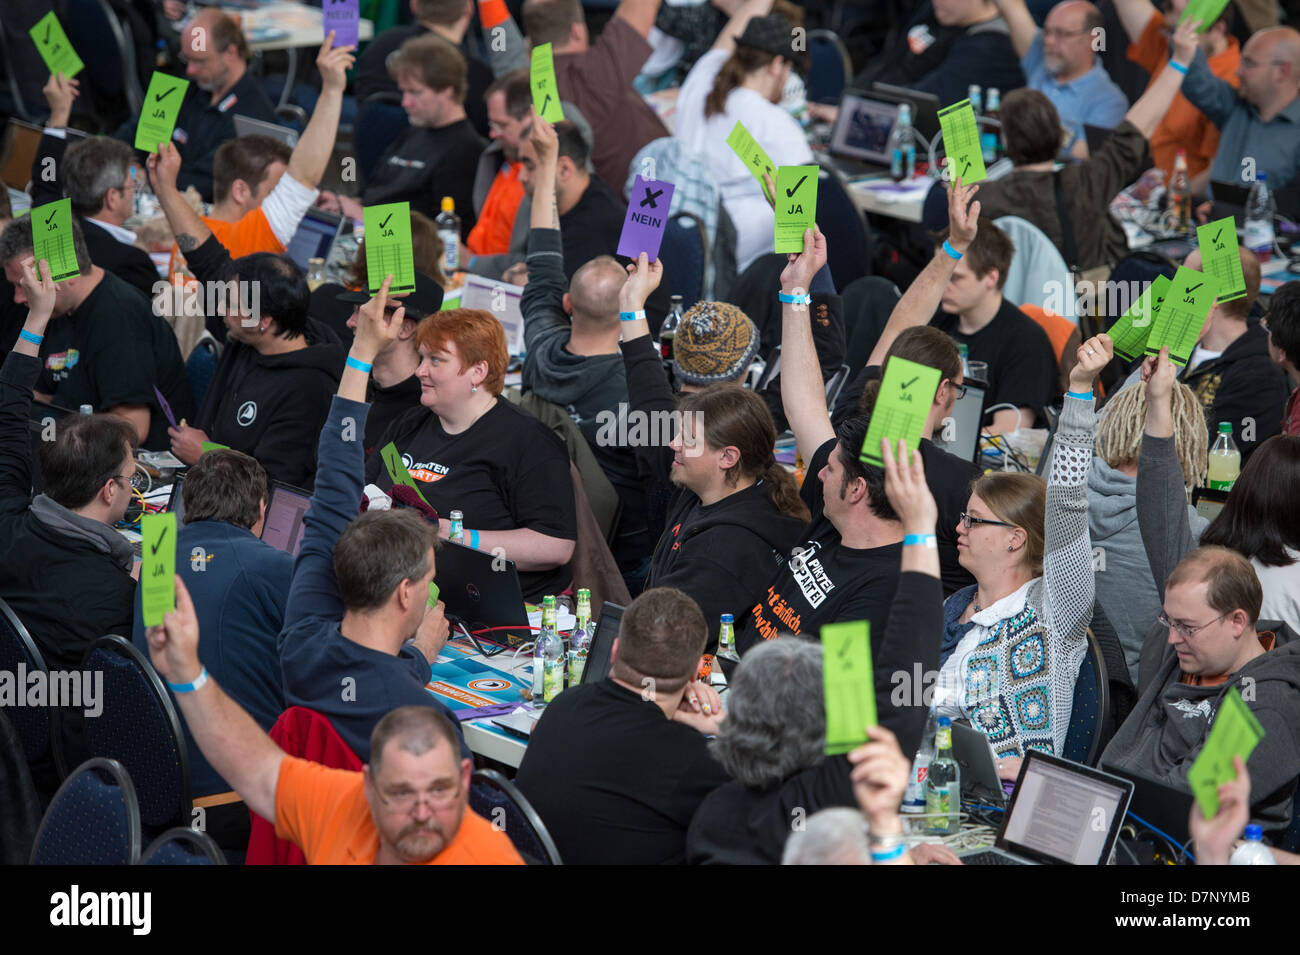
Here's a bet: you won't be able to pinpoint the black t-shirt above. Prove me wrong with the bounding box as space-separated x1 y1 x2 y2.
930 298 1057 424
362 120 485 233
514 679 731 864
559 176 625 279
364 398 577 601
364 373 422 457
36 272 193 450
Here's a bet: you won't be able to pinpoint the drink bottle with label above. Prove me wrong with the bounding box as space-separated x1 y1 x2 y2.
889 104 915 182
659 295 683 360
533 596 564 706
1207 422 1241 491
1244 173 1276 263
436 196 461 274
981 88 1000 163
716 613 738 661
568 588 592 687
904 704 938 813
925 716 960 833
448 509 464 544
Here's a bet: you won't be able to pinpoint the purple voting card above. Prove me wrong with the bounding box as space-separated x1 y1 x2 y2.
323 0 360 48
153 385 177 429
617 176 676 261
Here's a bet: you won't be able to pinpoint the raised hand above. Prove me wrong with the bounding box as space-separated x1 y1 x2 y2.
947 176 981 254
619 252 663 312
352 273 407 363
779 226 828 296
1189 755 1251 865
147 142 182 194
145 575 202 686
1067 332 1114 393
848 724 911 834
881 437 938 536
528 107 558 167
1171 17 1200 66
18 257 57 324
318 32 356 93
42 72 79 126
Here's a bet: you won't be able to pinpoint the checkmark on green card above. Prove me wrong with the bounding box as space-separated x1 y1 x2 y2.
30 199 80 283
363 202 415 294
1108 274 1171 361
822 620 876 755
859 356 942 467
938 99 988 185
134 71 190 153
380 441 432 509
30 11 83 78
726 121 777 200
1196 216 1247 302
140 512 177 627
1145 266 1218 366
529 43 565 122
1187 687 1264 819
773 165 818 253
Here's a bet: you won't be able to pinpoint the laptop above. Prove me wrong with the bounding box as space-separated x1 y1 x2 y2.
580 601 626 685
1192 486 1229 523
826 90 899 176
869 83 942 142
232 113 298 148
952 720 1008 806
284 206 344 271
460 274 525 355
1 119 87 192
959 750 1134 865
932 377 987 464
166 474 186 524
435 538 531 647
260 482 312 555
1102 763 1194 848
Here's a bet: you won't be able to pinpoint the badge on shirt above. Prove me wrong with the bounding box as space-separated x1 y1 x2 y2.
45 348 80 373
908 24 935 55
217 93 238 113
172 127 188 145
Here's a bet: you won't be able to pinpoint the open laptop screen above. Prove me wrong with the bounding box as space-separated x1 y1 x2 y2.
830 92 899 166
1000 753 1131 865
581 602 625 685
285 207 343 270
932 379 986 463
260 484 311 555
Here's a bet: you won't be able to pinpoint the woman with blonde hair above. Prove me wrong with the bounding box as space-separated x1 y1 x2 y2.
1090 378 1210 682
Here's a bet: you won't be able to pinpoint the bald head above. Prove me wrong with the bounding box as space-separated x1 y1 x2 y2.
568 256 627 326
1043 1 1102 78
1238 27 1300 109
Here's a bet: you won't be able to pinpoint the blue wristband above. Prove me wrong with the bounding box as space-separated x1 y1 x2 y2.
1169 60 1188 75
870 843 907 863
942 240 963 261
19 329 42 345
346 356 373 374
1066 390 1094 400
469 529 479 550
778 291 811 305
619 310 645 322
168 667 209 694
903 534 937 547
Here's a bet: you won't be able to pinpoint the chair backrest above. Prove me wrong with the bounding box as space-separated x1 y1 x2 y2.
185 337 220 410
469 768 562 864
1063 628 1112 766
140 826 226 865
0 597 56 769
64 0 143 115
815 163 871 289
994 215 1077 322
0 709 41 864
81 635 191 830
31 757 142 864
659 212 709 310
806 29 852 104
355 93 409 185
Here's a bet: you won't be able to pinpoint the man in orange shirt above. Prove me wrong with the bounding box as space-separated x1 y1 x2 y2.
1116 0 1240 193
466 70 530 259
145 576 524 865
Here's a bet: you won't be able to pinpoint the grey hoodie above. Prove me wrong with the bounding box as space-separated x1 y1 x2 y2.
1088 457 1207 683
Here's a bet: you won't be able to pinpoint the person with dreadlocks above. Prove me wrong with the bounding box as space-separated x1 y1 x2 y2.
1090 378 1210 684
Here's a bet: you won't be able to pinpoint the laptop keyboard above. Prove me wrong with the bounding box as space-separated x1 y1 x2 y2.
962 851 1027 865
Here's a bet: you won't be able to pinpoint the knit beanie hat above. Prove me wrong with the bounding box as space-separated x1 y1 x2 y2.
671 301 761 386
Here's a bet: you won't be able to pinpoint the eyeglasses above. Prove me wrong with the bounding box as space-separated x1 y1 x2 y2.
951 382 968 399
1158 610 1228 639
373 779 461 813
959 512 1014 530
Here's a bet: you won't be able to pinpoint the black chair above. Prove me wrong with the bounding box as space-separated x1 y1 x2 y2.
30 757 142 864
806 29 852 104
469 769 563 865
81 635 192 832
1063 628 1113 766
0 709 41 864
185 337 220 410
140 826 226 865
815 162 872 289
355 92 409 185
659 211 709 310
64 0 144 123
0 597 64 778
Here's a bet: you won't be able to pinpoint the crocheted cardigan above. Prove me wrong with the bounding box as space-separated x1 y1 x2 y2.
936 393 1096 757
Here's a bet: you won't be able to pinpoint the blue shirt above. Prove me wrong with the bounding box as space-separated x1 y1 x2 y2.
1022 31 1129 147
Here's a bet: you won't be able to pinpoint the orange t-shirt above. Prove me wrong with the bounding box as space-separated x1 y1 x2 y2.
466 161 524 257
272 756 525 865
1128 11 1240 180
169 207 284 279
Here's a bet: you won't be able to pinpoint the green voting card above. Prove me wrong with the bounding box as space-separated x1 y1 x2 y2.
938 99 988 185
1196 217 1247 302
135 72 190 153
201 441 229 453
30 11 83 79
140 512 178 628
379 441 432 508
1145 266 1218 366
1187 687 1264 819
1109 274 1171 361
530 43 564 122
30 199 81 283
428 582 440 608
1180 0 1233 33
726 122 777 203
774 165 818 254
823 620 877 755
363 203 415 294
859 357 942 467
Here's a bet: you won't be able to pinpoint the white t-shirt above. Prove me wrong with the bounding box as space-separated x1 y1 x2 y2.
674 48 814 273
1187 344 1223 373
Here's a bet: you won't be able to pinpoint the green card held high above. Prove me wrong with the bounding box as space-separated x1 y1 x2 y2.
30 11 84 79
1108 274 1171 362
938 99 988 184
1145 265 1218 366
530 43 565 122
1187 686 1264 819
140 512 178 628
859 356 943 467
1196 217 1247 302
726 121 777 199
363 202 416 294
1180 0 1233 32
135 72 190 153
30 199 81 283
822 620 877 755
773 166 818 253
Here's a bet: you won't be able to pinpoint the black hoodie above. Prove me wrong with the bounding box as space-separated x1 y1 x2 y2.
1180 321 1289 463
195 319 344 489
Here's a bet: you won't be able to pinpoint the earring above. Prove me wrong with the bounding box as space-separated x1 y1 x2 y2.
1007 545 1014 552
471 385 478 393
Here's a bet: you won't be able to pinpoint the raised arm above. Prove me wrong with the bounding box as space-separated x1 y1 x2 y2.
477 0 528 74
0 260 57 506
616 0 665 40
285 37 355 190
1136 346 1197 600
520 116 572 366
780 227 835 462
710 0 775 53
990 0 1039 59
867 179 980 368
146 143 214 258
1124 18 1198 137
1113 0 1159 42
147 577 284 823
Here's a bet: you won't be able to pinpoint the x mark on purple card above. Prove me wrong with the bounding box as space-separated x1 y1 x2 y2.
617 175 676 261
324 0 360 48
153 385 177 429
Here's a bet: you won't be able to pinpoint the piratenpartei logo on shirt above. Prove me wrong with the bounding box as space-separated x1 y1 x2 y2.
790 542 835 608
237 401 258 426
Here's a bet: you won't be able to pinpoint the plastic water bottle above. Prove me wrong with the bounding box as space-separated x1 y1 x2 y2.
448 509 464 544
889 104 915 182
79 404 93 415
532 596 565 707
716 612 738 661
967 84 982 114
904 704 938 814
1207 421 1241 491
436 196 461 275
659 295 683 360
567 588 592 687
1230 824 1277 864
1244 173 1276 263
981 88 1000 164
926 716 961 833
1169 150 1191 234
